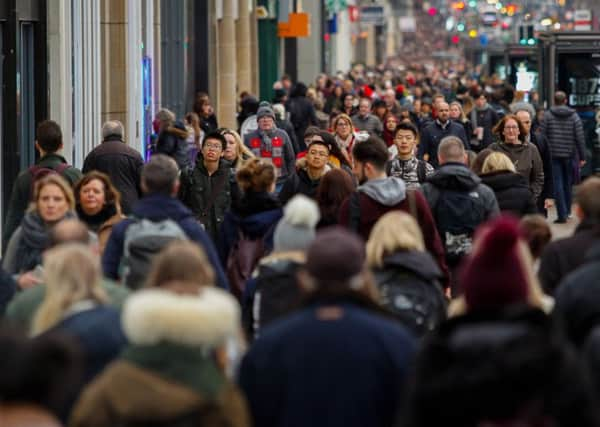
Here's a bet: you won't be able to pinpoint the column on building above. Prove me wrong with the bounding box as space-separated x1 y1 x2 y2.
216 0 238 130
237 0 253 96
100 0 129 142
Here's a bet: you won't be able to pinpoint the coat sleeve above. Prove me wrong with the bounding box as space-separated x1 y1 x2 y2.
101 221 128 280
182 219 230 291
538 244 561 295
283 133 296 176
537 133 554 199
574 115 586 160
3 227 23 275
530 145 544 202
414 191 450 290
3 175 29 250
417 128 430 160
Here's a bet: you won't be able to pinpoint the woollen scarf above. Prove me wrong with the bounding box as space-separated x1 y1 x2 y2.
16 210 77 272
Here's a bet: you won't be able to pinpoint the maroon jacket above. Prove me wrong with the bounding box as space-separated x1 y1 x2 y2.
339 178 449 289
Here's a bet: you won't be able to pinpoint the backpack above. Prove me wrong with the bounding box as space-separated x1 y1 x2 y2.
374 268 447 336
29 163 71 197
431 188 487 266
247 260 302 340
226 228 274 301
120 218 189 289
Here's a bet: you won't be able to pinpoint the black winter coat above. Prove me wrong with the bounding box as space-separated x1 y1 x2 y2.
530 131 554 202
82 137 144 214
278 166 322 205
480 171 537 217
418 121 469 168
286 95 319 152
180 157 237 243
539 220 600 295
555 242 600 347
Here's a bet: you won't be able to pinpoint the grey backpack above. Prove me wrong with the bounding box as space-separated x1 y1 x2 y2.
120 218 188 289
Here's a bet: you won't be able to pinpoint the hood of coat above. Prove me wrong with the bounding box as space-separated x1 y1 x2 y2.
132 194 195 222
549 105 576 118
381 250 443 281
358 177 406 206
122 287 240 348
427 163 481 191
480 170 529 192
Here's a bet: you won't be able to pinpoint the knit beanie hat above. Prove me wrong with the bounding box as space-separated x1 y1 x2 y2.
273 195 320 252
460 216 530 311
256 101 276 121
305 226 365 283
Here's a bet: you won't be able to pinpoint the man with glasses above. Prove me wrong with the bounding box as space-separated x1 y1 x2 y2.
244 102 296 192
180 131 237 242
279 131 332 205
388 122 434 189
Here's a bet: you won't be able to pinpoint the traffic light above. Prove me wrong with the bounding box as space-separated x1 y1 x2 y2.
519 24 535 45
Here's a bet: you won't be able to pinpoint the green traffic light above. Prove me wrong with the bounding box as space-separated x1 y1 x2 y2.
527 38 536 45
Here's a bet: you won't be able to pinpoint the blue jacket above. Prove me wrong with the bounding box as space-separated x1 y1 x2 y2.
239 301 415 427
102 193 229 290
418 120 469 168
51 305 126 384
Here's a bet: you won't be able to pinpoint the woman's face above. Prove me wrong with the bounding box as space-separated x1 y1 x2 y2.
336 119 352 139
386 117 397 131
79 179 106 216
502 118 521 144
223 134 238 161
449 105 461 120
38 184 70 223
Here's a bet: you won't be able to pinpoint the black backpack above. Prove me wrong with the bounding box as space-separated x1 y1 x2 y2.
247 259 302 340
374 268 447 336
431 188 487 266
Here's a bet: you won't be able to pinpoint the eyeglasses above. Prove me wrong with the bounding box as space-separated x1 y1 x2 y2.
204 143 223 151
308 150 329 158
336 122 350 128
504 125 519 130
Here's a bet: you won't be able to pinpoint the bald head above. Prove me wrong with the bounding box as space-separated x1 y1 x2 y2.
49 219 92 249
438 136 466 165
438 102 450 123
102 120 124 142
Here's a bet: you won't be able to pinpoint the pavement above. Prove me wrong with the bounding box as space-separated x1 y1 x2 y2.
547 205 578 241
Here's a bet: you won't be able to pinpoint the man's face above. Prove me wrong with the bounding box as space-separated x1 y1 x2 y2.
344 95 354 109
515 111 532 135
352 159 368 185
359 100 371 116
394 129 417 157
437 103 450 123
258 116 274 131
202 138 224 162
475 95 486 108
306 141 329 170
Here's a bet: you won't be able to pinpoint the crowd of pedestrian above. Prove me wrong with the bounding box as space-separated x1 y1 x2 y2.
1 62 600 427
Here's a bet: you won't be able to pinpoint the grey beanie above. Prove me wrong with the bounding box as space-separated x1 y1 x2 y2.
256 101 276 121
273 195 321 252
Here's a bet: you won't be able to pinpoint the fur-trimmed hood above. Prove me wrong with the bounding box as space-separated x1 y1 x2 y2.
122 287 240 348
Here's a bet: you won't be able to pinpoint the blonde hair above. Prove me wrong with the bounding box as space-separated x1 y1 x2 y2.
144 240 215 288
30 174 76 213
450 101 467 122
366 211 425 268
221 129 255 169
481 151 516 174
448 238 551 317
31 244 107 335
